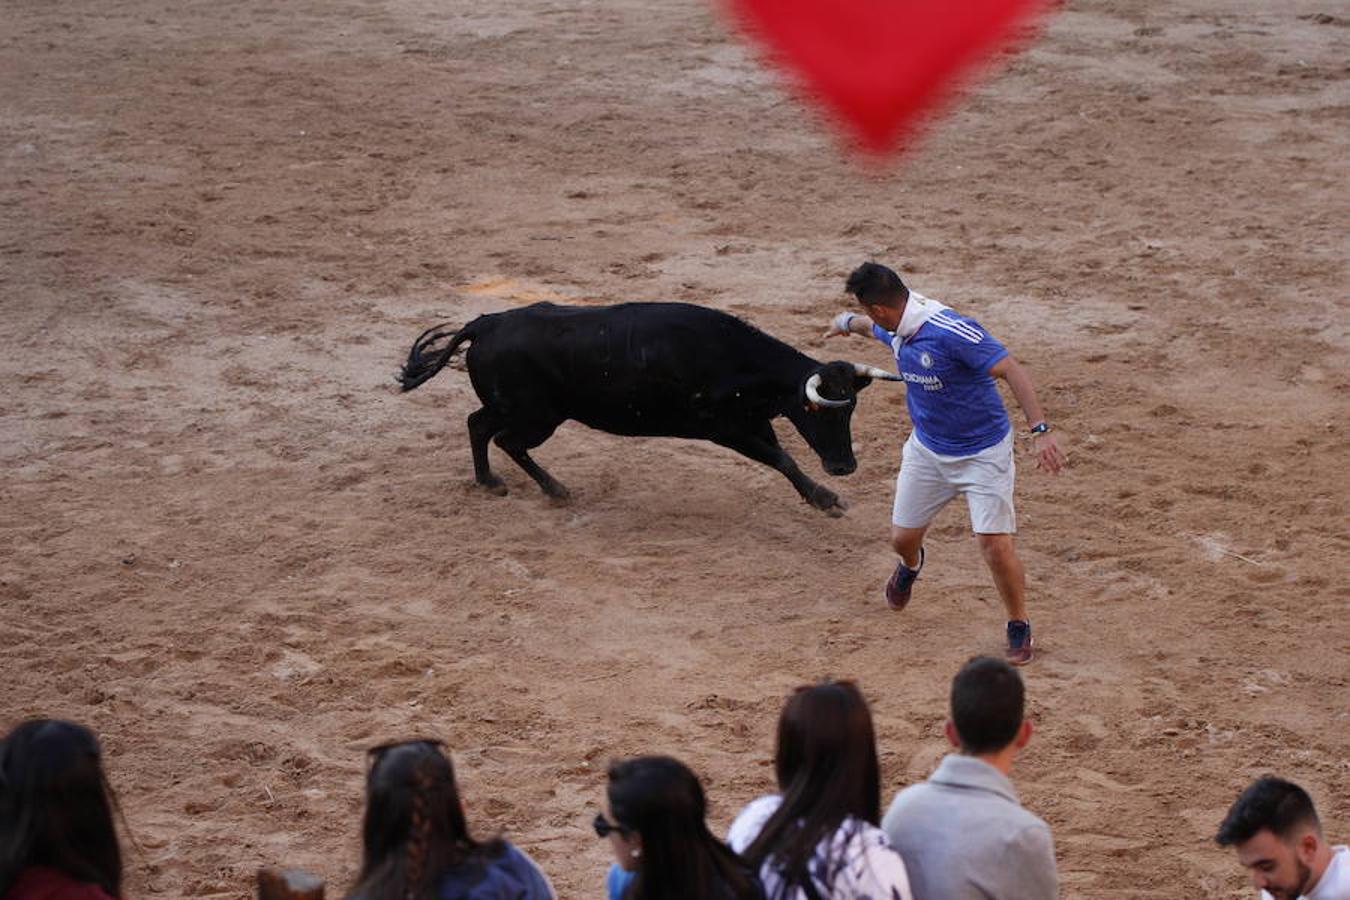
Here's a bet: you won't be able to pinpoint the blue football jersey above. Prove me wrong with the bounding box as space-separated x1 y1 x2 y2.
872 308 1011 455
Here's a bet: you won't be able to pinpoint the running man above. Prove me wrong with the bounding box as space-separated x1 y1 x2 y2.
826 262 1066 664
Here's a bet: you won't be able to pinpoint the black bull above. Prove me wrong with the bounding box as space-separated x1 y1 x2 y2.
399 302 901 513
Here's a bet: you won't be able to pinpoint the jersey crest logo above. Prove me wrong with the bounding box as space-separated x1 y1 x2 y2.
919 351 934 368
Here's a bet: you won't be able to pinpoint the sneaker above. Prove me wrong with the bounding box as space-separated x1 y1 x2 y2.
884 547 924 611
1006 620 1034 666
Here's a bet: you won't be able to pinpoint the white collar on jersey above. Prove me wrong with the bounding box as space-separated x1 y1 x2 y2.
895 291 951 339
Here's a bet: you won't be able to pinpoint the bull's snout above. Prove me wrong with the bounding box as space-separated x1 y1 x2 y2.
826 459 857 477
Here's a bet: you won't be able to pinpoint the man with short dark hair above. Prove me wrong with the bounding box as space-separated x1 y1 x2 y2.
827 262 1065 663
1216 777 1348 899
880 656 1056 899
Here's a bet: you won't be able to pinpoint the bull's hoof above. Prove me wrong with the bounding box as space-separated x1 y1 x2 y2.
477 477 509 497
542 482 572 504
807 486 847 515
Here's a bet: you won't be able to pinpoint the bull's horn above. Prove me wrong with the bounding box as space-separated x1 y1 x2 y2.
804 372 851 408
853 363 904 382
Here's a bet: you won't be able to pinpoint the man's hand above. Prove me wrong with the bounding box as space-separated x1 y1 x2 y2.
1032 432 1067 474
824 311 857 339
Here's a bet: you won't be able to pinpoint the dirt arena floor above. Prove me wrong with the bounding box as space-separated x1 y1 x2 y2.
3 0 1347 896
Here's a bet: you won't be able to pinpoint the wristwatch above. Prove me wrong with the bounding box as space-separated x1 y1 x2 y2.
1029 422 1051 435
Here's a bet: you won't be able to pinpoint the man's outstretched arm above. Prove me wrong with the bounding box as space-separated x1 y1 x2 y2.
823 311 875 338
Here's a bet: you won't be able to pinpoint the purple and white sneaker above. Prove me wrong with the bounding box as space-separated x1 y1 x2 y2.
1006 619 1034 666
884 547 924 611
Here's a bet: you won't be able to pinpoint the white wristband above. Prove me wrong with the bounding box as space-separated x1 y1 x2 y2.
832 311 856 334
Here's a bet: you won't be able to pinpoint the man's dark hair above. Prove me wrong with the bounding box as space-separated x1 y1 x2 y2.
845 262 909 307
1215 777 1321 846
950 656 1024 754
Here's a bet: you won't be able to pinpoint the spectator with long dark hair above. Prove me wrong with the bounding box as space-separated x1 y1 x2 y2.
347 739 554 900
599 755 762 900
0 719 123 900
729 681 912 900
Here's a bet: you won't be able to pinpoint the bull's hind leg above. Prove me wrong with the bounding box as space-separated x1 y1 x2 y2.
494 421 569 501
467 407 508 495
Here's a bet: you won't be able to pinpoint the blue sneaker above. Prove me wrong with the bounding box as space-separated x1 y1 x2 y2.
884 547 924 611
1006 620 1034 665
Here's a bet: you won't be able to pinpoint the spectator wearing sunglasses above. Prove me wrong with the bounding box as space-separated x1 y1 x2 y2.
599 756 762 900
347 739 555 900
728 680 913 900
0 719 123 900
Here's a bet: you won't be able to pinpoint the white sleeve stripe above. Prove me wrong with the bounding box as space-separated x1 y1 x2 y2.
929 313 985 343
931 312 984 341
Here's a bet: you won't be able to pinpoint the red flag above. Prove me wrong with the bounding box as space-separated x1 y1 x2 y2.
725 0 1050 155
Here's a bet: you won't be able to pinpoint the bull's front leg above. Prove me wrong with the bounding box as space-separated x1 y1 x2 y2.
712 426 848 516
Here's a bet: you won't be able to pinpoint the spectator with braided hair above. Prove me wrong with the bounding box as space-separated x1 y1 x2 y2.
599 756 763 900
347 740 554 900
0 719 124 900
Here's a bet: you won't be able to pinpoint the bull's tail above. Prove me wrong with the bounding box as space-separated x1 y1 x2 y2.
399 321 475 391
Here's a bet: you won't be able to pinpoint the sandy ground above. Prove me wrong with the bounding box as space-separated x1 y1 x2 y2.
2 0 1347 896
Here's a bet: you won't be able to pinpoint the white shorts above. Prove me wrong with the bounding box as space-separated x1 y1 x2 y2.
891 430 1016 534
